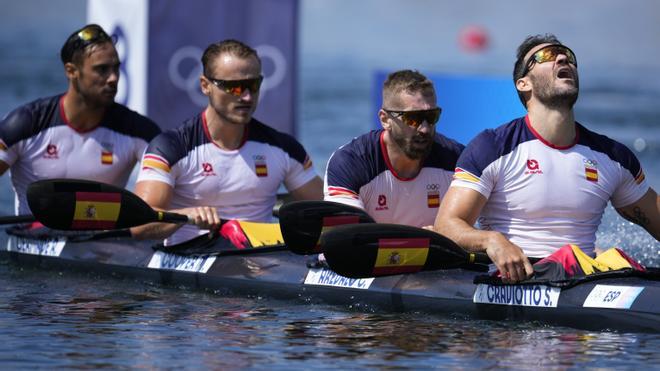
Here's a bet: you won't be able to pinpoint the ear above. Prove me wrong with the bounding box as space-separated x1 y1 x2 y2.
378 109 391 130
64 62 78 80
200 76 211 96
516 76 532 93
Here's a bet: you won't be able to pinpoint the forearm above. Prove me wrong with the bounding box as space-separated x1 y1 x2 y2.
130 222 184 240
434 216 501 253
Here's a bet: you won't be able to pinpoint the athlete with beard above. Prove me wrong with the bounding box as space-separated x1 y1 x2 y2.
0 24 160 215
435 34 659 283
324 70 464 227
132 40 323 244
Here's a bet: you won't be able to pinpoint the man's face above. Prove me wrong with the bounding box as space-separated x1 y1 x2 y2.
524 43 579 109
383 90 437 160
201 53 261 125
70 42 120 108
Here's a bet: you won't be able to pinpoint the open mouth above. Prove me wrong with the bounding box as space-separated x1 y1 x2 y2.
557 68 573 79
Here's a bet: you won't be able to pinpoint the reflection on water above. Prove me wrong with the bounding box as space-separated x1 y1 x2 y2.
1 262 658 369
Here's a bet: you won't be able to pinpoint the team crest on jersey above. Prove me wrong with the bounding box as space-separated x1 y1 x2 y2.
427 183 440 208
375 194 389 211
201 162 216 176
524 159 543 175
101 142 113 165
584 159 598 182
254 155 268 177
43 143 59 159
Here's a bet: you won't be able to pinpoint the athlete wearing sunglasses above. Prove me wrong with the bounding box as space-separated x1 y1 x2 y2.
436 34 659 284
133 39 323 244
324 70 464 229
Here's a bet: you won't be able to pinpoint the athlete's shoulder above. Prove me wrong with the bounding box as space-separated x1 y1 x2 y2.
145 114 204 165
577 123 642 178
248 119 309 163
0 94 62 146
458 116 530 175
103 103 161 141
333 130 381 158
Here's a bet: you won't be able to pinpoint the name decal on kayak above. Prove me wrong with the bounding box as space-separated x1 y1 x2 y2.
473 284 560 307
7 236 65 257
148 251 216 273
304 268 375 289
582 285 644 309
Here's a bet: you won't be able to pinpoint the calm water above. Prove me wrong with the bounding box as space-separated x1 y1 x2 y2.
1 1 659 369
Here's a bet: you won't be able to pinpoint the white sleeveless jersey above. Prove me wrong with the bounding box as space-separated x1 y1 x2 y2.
137 111 317 245
0 94 160 214
452 116 649 257
324 130 464 227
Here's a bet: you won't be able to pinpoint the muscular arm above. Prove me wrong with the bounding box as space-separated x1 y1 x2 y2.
289 176 323 201
130 180 221 240
616 188 660 241
434 186 533 283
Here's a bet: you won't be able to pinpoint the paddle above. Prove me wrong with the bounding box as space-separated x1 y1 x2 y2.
278 200 375 255
319 223 491 278
26 178 189 230
0 214 36 225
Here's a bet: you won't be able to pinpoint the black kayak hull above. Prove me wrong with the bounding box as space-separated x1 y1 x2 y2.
2 233 658 333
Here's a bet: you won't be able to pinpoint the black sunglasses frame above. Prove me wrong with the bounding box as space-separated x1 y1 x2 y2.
383 108 442 129
205 75 264 96
521 44 577 78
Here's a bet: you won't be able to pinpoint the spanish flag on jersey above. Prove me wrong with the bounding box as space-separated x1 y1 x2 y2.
372 237 429 276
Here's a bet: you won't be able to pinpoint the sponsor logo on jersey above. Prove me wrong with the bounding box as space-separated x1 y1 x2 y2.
305 268 375 289
43 143 59 159
375 194 389 211
254 155 268 177
453 168 480 183
583 158 598 182
473 284 561 307
201 162 216 176
101 142 113 165
524 159 543 175
142 154 171 173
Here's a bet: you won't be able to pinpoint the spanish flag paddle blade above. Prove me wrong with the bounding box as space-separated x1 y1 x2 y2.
278 200 375 255
26 179 189 230
320 223 491 278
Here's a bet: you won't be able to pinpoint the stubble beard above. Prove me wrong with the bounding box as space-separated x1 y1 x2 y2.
392 130 433 160
533 73 579 109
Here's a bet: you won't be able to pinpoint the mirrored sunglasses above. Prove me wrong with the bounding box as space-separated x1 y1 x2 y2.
384 107 442 129
206 75 264 97
522 44 577 77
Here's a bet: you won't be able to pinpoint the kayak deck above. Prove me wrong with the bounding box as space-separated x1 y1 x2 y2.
2 232 658 333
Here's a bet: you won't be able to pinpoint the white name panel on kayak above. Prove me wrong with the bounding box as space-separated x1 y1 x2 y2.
148 251 216 273
305 268 375 289
7 236 65 257
583 285 644 309
473 284 561 307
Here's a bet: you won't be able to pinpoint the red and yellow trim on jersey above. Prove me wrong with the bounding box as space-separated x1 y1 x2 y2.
635 169 646 185
303 155 313 170
101 151 113 165
142 154 171 173
71 191 122 229
373 237 430 276
585 167 598 182
453 168 480 183
326 186 359 200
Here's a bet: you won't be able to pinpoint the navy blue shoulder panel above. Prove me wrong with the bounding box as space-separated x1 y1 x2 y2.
326 130 387 191
247 119 309 164
0 94 63 146
145 113 205 166
100 103 161 142
423 133 465 171
456 117 534 177
577 123 642 178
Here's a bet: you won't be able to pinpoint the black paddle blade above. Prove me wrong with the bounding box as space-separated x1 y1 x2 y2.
27 179 159 230
278 200 375 255
321 223 491 278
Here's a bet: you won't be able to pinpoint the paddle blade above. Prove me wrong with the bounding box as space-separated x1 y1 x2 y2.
278 200 375 255
27 179 160 230
321 223 490 278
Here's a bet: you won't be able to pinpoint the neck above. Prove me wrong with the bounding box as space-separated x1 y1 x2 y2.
382 131 423 179
204 107 246 150
62 89 106 131
526 104 576 147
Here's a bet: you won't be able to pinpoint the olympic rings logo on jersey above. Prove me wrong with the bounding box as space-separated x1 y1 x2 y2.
168 44 287 107
426 183 440 191
583 159 598 167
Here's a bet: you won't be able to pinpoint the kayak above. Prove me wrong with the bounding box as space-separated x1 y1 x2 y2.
2 227 658 333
